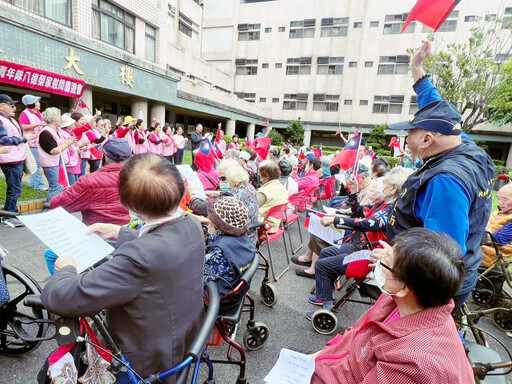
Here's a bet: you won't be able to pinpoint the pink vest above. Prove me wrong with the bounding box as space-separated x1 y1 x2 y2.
229 141 240 151
20 109 44 148
148 132 162 155
37 126 67 168
133 129 149 155
161 133 175 157
0 114 27 164
60 129 80 168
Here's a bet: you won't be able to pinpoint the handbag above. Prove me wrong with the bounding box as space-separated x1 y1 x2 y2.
24 143 37 175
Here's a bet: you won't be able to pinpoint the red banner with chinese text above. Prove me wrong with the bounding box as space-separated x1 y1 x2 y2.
0 60 86 98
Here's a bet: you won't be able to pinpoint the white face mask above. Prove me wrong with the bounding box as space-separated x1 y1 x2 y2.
373 260 397 296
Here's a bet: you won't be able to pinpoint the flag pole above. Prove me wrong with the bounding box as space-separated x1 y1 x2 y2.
58 149 70 187
352 132 362 178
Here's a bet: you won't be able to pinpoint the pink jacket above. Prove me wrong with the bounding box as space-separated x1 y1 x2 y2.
294 170 320 193
312 295 474 384
50 163 130 226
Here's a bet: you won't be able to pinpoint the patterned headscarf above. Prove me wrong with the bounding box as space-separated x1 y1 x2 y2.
207 195 249 237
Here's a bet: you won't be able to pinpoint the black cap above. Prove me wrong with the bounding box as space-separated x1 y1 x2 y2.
0 94 18 104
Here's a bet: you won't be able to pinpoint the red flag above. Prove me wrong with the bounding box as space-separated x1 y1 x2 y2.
303 209 326 228
314 146 322 158
58 151 69 188
402 0 460 33
254 137 271 160
78 99 88 109
89 145 103 159
244 135 253 147
262 120 270 127
213 142 224 159
194 138 217 172
215 127 222 144
331 134 362 171
388 137 401 148
335 128 341 136
298 151 306 160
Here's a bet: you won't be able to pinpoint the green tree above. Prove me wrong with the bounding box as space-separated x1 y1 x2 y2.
366 124 387 152
418 18 512 132
285 119 304 146
268 128 284 146
490 58 512 126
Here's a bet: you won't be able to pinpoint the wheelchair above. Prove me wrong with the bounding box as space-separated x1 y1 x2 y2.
472 231 512 332
204 252 269 384
0 210 49 356
23 281 220 384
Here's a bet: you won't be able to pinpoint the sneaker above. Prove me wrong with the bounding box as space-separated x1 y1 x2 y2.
35 187 48 191
305 311 315 321
4 218 23 227
308 296 334 306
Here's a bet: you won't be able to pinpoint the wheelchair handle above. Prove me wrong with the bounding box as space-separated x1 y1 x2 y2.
24 294 45 309
248 221 266 230
0 210 18 219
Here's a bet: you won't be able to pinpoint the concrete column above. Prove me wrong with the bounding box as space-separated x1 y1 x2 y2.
247 123 255 141
506 144 512 168
225 119 236 136
71 86 93 114
304 128 312 148
131 98 148 122
150 103 165 125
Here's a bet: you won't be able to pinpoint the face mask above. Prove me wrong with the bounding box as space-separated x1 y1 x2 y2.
219 182 230 192
373 260 397 296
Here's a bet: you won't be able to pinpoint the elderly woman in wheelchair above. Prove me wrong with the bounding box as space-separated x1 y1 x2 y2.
40 154 207 383
310 228 475 383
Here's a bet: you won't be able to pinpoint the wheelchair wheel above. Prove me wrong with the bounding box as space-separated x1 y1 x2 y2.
0 265 49 356
260 283 277 307
493 310 512 332
243 322 269 351
312 309 338 335
471 275 496 306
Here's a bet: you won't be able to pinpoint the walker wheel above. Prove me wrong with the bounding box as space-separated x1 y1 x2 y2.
260 283 277 307
493 310 512 332
471 276 496 306
312 309 338 335
243 322 269 351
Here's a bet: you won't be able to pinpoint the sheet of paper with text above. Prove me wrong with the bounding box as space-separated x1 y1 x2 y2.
265 348 315 384
18 207 114 273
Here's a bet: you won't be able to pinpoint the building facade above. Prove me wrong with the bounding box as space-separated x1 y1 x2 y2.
1 0 512 163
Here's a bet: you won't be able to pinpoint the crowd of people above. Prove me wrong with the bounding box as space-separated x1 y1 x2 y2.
0 39 508 384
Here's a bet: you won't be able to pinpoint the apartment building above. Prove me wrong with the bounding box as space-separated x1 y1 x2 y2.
202 0 512 161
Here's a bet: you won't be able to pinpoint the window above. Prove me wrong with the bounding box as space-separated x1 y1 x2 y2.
372 95 404 114
313 94 339 111
265 27 272 33
275 63 282 68
320 17 349 37
364 61 373 67
289 19 315 39
313 102 339 111
283 100 307 110
10 0 72 26
360 100 368 106
348 62 357 68
344 100 352 105
464 15 476 22
272 98 279 103
236 58 258 75
503 8 512 29
259 97 266 102
383 14 415 34
278 26 285 32
286 57 312 75
354 22 362 28
145 24 156 62
317 56 344 75
238 23 261 40
485 14 497 21
370 21 379 27
377 56 409 75
262 63 269 68
179 12 198 39
234 92 256 102
423 17 457 32
92 0 134 52
409 95 419 114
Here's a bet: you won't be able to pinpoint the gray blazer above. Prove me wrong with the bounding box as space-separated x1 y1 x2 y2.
41 214 206 383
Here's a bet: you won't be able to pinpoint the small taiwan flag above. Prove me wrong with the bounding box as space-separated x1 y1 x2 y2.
77 99 88 109
194 138 217 172
314 146 322 158
304 209 326 228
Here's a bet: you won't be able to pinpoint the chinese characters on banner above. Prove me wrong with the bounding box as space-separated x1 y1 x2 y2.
0 60 86 98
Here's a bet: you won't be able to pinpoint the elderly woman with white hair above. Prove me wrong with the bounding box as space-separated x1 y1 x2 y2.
38 108 77 201
189 158 259 244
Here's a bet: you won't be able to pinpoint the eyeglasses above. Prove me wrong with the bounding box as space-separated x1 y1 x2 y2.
218 176 228 182
380 261 396 275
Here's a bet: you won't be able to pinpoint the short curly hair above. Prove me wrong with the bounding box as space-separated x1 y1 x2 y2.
217 158 249 186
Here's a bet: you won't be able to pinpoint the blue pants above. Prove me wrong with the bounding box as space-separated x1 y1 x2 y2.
28 147 47 190
1 161 24 212
315 243 358 302
0 261 10 306
80 159 102 177
43 167 63 203
174 148 184 165
67 172 79 186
